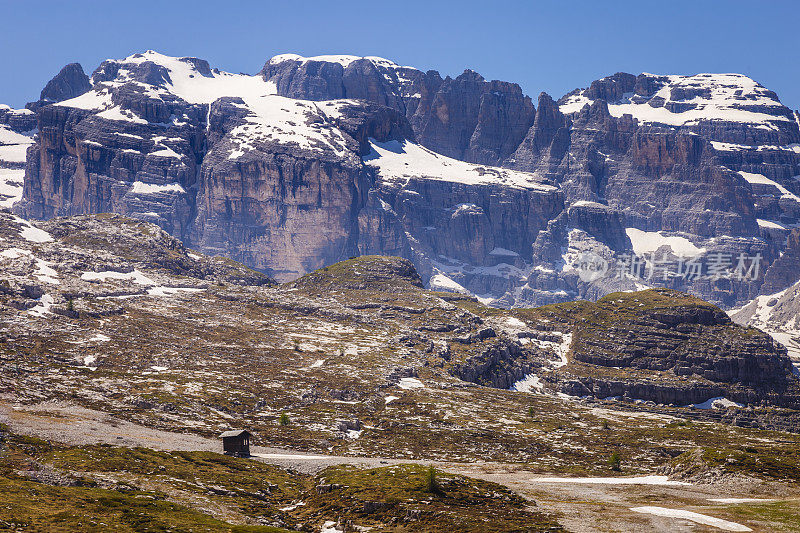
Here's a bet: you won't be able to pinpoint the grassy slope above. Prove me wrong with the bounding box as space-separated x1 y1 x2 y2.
0 426 562 532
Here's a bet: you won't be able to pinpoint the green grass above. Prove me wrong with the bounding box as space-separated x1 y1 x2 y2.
672 446 800 482
295 464 563 532
289 255 424 293
0 428 565 532
720 501 800 532
0 476 292 533
0 432 302 531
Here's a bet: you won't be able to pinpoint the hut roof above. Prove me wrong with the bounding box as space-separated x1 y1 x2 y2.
219 429 251 438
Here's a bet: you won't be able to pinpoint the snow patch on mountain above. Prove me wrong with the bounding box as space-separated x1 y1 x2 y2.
365 139 556 191
730 283 800 368
107 50 277 105
625 228 706 257
0 169 24 208
630 506 752 531
739 171 800 202
0 113 35 208
225 96 351 157
131 181 186 195
429 273 470 294
28 294 55 317
13 215 53 243
81 269 156 285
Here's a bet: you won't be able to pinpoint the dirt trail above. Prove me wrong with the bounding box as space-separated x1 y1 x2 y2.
2 401 797 532
0 401 424 473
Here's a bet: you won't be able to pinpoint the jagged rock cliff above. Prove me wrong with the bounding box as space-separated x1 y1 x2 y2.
10 52 800 307
260 54 536 166
12 52 559 284
0 104 36 208
527 289 800 407
730 271 800 369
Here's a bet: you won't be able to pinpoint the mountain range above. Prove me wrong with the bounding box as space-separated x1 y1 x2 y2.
1 51 798 312
2 50 800 360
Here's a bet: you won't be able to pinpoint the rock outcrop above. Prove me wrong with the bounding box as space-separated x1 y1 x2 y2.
261 55 536 166
553 289 799 407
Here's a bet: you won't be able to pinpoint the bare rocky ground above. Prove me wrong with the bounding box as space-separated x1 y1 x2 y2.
2 212 800 531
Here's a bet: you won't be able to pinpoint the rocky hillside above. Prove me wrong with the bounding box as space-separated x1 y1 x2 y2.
1 213 799 439
542 289 798 408
3 213 800 530
7 51 800 312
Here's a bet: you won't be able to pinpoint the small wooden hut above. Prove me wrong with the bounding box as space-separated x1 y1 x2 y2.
219 429 252 457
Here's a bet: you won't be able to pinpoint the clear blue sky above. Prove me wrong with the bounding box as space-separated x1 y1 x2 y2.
1 0 798 110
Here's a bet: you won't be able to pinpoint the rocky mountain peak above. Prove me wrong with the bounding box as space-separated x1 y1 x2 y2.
454 69 485 83
266 53 401 68
585 71 637 102
25 62 91 112
560 71 795 132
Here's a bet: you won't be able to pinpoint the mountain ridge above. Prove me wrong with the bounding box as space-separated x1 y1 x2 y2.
5 50 800 314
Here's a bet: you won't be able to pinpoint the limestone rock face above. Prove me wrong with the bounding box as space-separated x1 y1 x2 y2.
260 54 418 110
761 229 800 293
412 71 535 165
12 52 800 308
0 105 36 133
0 105 37 207
189 117 371 280
262 56 535 166
505 72 800 308
14 51 561 285
17 95 203 237
574 299 788 385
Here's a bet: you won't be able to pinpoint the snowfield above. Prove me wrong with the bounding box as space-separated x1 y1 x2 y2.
131 181 186 194
397 377 425 390
625 228 705 257
9 216 53 243
630 506 752 531
81 270 156 285
739 171 800 202
365 139 556 191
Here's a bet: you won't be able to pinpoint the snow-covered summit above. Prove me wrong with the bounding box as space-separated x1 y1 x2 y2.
267 53 406 70
50 50 358 157
60 50 277 108
560 72 792 129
